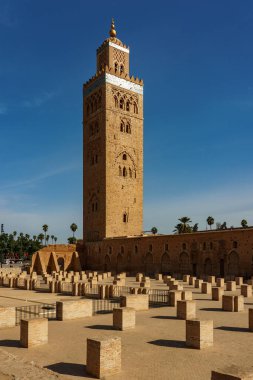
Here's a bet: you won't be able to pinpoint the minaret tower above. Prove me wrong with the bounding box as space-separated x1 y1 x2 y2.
83 20 143 241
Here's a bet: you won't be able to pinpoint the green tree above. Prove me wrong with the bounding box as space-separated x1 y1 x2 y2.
174 217 192 234
151 227 158 235
68 236 77 244
42 224 48 245
38 233 44 243
51 235 55 244
241 219 248 228
54 236 57 244
192 223 198 232
206 216 214 230
70 223 78 238
46 235 50 245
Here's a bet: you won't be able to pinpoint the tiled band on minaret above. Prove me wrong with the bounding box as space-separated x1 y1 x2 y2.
83 20 144 241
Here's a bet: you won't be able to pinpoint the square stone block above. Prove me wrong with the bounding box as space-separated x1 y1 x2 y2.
234 295 244 312
235 277 244 286
183 275 190 283
195 279 203 289
120 294 149 311
169 290 182 307
182 290 192 301
177 300 196 320
212 287 224 301
202 282 212 294
86 336 121 378
189 276 196 285
170 284 183 291
208 276 216 285
222 295 234 311
217 278 225 288
227 281 236 291
113 307 135 330
155 274 163 281
248 309 253 332
241 285 252 298
20 318 48 348
56 299 92 320
211 369 253 379
186 319 213 349
0 306 15 329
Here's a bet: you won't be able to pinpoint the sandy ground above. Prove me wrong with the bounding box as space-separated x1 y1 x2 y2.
1 281 253 379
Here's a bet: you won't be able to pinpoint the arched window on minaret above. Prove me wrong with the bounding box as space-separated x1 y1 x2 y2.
123 213 128 223
119 98 124 110
120 121 124 132
114 62 118 73
123 167 127 177
133 102 138 114
122 153 127 160
126 101 130 112
126 123 131 134
120 65 124 74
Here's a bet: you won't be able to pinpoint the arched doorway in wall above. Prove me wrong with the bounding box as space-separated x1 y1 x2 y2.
204 258 212 275
161 252 171 274
57 257 64 271
116 253 123 274
220 259 225 277
104 255 111 272
228 251 239 276
179 252 190 274
145 252 154 276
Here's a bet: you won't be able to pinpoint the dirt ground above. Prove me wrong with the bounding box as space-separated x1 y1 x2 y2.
1 281 253 379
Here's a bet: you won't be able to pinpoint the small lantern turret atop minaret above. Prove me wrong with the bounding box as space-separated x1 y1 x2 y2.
109 18 117 38
96 19 130 75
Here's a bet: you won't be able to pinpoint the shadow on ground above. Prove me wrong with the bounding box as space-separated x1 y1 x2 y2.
215 326 249 333
86 324 115 330
151 316 177 320
0 339 20 348
45 362 89 377
148 339 185 348
200 307 223 312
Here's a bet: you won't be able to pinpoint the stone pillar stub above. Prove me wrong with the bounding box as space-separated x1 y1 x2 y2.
86 336 121 378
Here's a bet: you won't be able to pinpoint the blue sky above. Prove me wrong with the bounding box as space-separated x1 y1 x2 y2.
0 0 253 242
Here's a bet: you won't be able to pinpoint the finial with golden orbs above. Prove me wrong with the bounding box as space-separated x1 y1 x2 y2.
109 18 117 38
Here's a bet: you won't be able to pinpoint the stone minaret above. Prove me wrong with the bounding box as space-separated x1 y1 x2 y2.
83 20 143 241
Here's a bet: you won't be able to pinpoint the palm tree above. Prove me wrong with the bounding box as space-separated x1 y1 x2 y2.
42 224 48 245
151 227 158 235
33 235 37 241
173 217 192 234
46 235 50 245
51 235 55 244
54 236 57 244
70 223 78 238
38 233 44 243
241 219 248 228
207 216 214 230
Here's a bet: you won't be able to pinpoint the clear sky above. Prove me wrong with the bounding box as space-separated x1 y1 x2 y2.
0 0 253 242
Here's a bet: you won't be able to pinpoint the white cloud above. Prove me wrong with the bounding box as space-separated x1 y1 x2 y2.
21 91 59 108
0 163 80 191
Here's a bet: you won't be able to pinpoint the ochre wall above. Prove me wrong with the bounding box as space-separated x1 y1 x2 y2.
82 228 253 278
